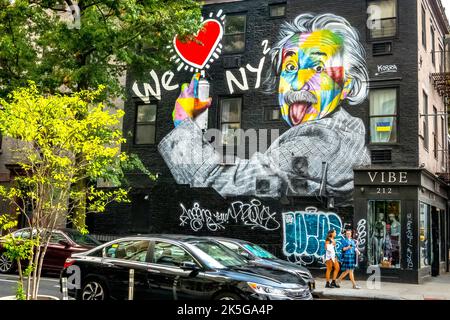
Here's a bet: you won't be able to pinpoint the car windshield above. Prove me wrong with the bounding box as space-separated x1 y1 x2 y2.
243 243 276 259
185 240 248 269
65 230 101 246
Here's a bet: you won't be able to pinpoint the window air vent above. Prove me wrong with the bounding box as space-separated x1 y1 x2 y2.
372 42 393 56
371 149 392 163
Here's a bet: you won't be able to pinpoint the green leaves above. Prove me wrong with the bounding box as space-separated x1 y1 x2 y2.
0 215 36 265
0 0 203 98
0 82 150 231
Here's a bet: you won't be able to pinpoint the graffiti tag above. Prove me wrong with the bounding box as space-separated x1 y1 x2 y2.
406 212 414 269
283 207 344 265
356 219 367 262
179 199 280 232
376 64 398 76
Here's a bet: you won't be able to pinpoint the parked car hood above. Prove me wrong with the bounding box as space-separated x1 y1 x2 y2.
214 264 309 288
251 258 312 279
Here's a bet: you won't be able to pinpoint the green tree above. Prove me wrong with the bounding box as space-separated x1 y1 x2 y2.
0 214 36 300
0 0 202 225
0 0 202 97
0 82 152 299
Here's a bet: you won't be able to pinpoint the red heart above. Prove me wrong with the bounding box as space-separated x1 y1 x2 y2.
174 19 223 69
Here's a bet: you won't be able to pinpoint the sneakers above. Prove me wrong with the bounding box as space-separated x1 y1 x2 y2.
325 282 332 288
331 280 340 288
353 285 361 289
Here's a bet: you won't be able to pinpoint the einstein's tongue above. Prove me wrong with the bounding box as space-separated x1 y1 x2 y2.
289 102 309 126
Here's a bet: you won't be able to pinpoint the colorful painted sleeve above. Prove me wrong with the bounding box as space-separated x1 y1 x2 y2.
172 73 211 127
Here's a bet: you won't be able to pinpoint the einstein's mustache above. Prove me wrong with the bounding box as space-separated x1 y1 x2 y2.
283 90 318 106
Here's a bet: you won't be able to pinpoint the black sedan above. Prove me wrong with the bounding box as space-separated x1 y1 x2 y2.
60 234 312 300
210 237 315 291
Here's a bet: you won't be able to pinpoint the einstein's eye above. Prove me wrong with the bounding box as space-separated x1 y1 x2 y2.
314 65 324 73
285 63 298 72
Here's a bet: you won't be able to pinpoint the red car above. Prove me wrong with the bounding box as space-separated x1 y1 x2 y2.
0 228 101 274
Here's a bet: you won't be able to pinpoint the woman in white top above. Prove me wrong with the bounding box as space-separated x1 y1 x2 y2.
325 229 340 288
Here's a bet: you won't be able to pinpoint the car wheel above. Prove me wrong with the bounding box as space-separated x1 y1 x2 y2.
0 253 14 274
81 279 108 300
214 292 241 300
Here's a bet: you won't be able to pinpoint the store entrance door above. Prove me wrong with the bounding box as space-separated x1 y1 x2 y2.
431 207 441 277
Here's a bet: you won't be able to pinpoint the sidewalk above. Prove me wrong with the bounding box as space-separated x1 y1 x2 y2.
313 273 450 300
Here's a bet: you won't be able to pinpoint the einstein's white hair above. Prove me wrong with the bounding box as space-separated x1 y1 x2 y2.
265 13 369 105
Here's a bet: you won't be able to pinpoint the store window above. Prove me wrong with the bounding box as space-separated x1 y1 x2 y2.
419 202 431 268
368 200 401 268
367 0 397 39
369 88 397 143
219 97 242 145
223 14 246 54
134 103 157 145
439 210 446 262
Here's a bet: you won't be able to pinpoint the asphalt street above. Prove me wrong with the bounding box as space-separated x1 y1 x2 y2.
0 273 64 299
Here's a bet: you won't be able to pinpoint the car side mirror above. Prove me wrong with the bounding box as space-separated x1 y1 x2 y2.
180 261 199 271
58 240 71 247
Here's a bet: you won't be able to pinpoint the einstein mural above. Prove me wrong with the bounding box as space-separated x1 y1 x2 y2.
158 13 370 204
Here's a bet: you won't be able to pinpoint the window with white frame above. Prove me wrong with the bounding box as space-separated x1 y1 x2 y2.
370 88 397 143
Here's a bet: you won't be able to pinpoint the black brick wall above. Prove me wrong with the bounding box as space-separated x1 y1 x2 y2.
89 0 420 263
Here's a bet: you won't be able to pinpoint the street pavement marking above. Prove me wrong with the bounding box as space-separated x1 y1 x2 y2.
0 275 59 283
0 279 18 284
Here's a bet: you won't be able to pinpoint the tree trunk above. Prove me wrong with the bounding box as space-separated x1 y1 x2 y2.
31 244 41 299
16 259 24 299
35 239 51 297
70 177 87 230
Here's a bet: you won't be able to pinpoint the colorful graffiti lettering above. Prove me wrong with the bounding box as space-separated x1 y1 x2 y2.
282 207 344 265
179 199 280 232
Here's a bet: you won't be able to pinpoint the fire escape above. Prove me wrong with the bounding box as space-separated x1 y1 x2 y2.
432 38 450 182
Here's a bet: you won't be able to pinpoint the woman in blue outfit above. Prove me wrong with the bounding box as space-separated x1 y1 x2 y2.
338 229 361 289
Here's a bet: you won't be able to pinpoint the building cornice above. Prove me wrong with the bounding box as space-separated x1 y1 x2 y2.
429 0 450 35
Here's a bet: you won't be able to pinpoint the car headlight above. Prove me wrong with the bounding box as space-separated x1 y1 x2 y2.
247 282 285 297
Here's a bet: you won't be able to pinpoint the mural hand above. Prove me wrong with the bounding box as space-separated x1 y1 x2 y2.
172 73 212 127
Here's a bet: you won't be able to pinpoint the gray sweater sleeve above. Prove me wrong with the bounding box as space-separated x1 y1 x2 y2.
158 118 283 197
158 110 370 199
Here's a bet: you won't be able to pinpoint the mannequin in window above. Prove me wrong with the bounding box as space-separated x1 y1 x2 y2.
387 213 400 267
372 212 386 265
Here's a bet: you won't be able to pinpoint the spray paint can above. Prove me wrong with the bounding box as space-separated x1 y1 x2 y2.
196 77 210 131
197 78 210 102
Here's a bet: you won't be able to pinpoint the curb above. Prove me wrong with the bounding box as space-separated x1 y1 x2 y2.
313 289 406 300
0 295 60 300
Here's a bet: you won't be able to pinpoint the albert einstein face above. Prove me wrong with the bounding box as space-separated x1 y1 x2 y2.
278 30 353 127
